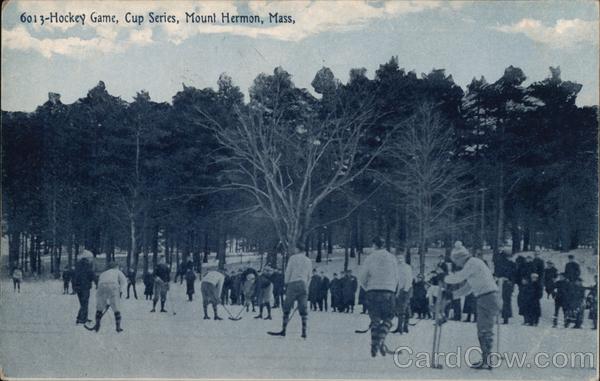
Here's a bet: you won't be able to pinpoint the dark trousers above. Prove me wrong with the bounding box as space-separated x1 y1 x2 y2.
76 288 91 322
13 279 21 292
127 282 137 299
366 290 395 349
273 293 283 307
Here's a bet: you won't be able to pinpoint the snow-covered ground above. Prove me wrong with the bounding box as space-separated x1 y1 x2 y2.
0 248 597 380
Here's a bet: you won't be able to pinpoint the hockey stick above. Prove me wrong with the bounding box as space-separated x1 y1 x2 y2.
267 307 298 335
356 319 418 334
83 305 110 331
431 283 445 369
222 305 244 321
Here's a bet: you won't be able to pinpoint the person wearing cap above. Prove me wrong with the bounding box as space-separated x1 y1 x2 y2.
564 255 581 282
72 250 96 325
532 251 545 277
358 237 399 357
444 241 500 370
269 244 312 338
91 261 127 332
201 269 225 320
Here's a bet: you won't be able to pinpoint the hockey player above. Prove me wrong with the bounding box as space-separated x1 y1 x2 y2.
91 261 127 333
201 269 225 320
444 241 500 370
151 259 171 313
73 250 96 324
254 267 274 319
268 244 312 338
358 237 399 357
242 272 257 312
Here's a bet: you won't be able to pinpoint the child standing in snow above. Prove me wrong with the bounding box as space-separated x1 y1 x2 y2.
411 274 429 319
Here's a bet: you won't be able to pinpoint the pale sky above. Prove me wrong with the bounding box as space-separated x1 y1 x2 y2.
1 0 598 111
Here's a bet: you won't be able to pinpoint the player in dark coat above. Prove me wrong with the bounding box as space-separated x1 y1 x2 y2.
544 261 558 298
184 268 196 301
143 270 154 300
329 273 342 312
341 270 358 313
319 271 330 311
564 255 581 282
72 251 96 325
151 260 171 313
552 273 569 327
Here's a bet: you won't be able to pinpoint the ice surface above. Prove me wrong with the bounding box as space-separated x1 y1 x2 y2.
0 248 597 379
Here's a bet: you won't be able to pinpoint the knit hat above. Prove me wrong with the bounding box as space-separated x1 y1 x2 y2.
81 250 94 260
450 241 470 265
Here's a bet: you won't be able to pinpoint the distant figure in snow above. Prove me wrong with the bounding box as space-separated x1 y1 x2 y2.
72 251 96 325
308 269 321 311
184 268 196 301
62 267 72 294
329 273 342 312
544 261 558 298
143 270 154 300
12 266 23 293
319 270 330 312
522 273 543 326
565 277 585 328
341 270 358 313
126 268 138 299
201 270 225 320
271 268 285 309
91 261 127 333
151 259 171 313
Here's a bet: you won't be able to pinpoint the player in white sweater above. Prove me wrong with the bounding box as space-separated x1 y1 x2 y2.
269 245 312 338
92 261 127 332
358 237 399 357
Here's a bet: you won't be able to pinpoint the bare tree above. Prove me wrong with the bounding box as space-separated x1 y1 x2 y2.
389 104 471 274
198 100 395 266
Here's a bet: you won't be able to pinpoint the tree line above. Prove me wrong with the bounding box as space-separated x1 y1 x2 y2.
2 58 597 276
